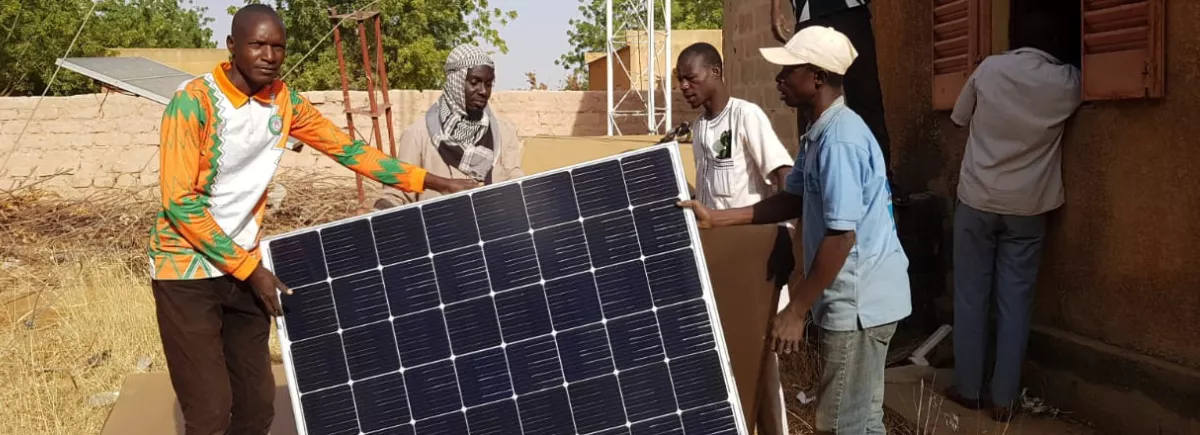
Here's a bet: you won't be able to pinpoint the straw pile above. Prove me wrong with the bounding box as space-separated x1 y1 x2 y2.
0 172 369 435
0 171 915 435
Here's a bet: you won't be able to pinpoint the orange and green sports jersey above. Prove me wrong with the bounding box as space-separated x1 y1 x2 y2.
149 62 428 281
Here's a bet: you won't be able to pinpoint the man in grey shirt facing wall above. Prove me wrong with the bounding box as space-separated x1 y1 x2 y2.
948 11 1081 422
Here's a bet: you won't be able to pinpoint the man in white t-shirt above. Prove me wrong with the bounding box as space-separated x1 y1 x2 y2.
675 42 796 435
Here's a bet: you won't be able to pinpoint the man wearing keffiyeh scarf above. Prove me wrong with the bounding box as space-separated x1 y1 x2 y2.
433 44 496 181
373 43 525 209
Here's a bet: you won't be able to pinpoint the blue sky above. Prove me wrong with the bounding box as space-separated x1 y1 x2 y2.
197 0 582 90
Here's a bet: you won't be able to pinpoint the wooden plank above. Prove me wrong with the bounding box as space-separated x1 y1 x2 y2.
1084 26 1149 53
933 73 968 110
1083 49 1149 100
1079 0 1163 100
1084 0 1141 11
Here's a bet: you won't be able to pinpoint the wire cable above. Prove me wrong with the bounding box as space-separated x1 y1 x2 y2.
0 1 99 174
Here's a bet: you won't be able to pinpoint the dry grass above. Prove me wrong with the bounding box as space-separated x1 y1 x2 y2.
0 258 160 435
1 172 922 435
0 172 369 435
774 333 920 435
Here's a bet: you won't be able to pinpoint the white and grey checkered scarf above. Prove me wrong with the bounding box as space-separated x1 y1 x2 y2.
433 44 494 181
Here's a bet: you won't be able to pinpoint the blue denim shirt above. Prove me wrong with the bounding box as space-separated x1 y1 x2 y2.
785 97 911 331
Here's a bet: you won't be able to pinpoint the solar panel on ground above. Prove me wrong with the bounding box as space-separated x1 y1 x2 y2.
56 56 196 105
263 142 747 435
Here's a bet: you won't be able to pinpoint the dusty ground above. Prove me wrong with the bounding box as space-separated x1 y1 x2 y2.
0 138 918 434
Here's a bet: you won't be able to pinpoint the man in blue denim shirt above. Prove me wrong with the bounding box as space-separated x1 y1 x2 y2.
679 26 910 434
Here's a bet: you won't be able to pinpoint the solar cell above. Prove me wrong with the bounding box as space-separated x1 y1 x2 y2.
264 143 747 435
56 57 195 105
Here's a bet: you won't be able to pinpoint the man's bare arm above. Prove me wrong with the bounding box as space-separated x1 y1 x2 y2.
706 191 804 227
770 166 791 191
786 229 856 314
771 0 791 43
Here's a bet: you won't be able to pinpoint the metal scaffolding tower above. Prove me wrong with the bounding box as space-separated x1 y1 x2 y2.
606 0 672 136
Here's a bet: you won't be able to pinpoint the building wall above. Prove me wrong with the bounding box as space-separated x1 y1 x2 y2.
0 90 697 194
587 29 724 92
588 47 633 91
111 48 230 76
722 1 800 152
726 0 1200 432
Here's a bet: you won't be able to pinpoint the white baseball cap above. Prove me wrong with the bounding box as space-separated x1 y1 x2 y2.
759 26 859 75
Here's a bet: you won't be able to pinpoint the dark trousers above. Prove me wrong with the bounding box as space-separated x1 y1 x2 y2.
797 6 892 170
952 202 1046 407
153 277 275 435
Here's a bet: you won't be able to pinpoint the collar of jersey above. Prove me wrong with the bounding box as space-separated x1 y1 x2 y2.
212 62 283 108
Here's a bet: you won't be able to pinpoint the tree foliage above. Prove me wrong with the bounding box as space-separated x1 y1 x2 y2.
0 0 215 96
233 0 516 91
524 72 548 90
556 0 722 77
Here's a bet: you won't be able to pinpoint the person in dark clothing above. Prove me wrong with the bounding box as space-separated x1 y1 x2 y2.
772 1 892 179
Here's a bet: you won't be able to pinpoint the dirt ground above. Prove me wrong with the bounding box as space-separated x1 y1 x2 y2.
0 137 918 434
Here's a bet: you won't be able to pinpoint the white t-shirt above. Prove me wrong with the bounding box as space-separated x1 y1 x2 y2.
692 97 795 211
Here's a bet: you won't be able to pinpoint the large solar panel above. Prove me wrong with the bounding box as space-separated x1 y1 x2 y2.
56 56 195 105
262 142 748 435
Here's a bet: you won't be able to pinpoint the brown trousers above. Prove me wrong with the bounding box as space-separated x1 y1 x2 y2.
152 277 275 435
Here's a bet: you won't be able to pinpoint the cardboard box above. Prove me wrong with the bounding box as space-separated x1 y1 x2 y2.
100 365 297 435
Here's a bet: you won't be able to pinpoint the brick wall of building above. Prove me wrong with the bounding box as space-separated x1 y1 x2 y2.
0 90 697 194
723 0 800 152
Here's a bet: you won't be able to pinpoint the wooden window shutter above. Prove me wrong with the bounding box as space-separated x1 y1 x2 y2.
933 0 991 110
1081 0 1165 100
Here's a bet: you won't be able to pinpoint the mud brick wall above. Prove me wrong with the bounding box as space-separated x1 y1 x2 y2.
0 90 696 194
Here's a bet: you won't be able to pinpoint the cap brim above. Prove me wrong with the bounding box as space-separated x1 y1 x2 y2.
759 47 807 66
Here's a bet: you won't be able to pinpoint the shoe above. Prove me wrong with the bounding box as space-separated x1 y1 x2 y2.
943 387 988 410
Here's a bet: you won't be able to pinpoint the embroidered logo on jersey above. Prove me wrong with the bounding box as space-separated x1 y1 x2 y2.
268 115 283 135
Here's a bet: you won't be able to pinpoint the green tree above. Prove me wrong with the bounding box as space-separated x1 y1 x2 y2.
556 0 722 78
0 0 214 96
231 0 516 91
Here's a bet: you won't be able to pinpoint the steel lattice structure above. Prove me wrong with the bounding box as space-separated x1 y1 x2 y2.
606 0 672 136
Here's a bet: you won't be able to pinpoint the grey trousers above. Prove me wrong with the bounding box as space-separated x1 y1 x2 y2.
952 201 1046 407
815 322 898 434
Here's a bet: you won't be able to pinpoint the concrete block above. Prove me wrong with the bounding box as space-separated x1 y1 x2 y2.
46 133 95 150
72 119 107 133
131 133 160 146
92 132 135 147
99 100 142 120
122 117 159 133
140 104 167 119
141 158 160 175
92 172 120 189
2 154 38 178
113 173 143 188
0 97 39 110
116 147 160 173
34 150 80 174
55 95 102 111
1027 326 1200 435
66 168 92 187
64 105 104 119
40 120 86 134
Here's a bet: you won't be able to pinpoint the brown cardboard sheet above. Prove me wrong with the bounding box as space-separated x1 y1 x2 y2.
101 140 775 434
699 224 783 432
101 228 783 435
99 364 297 435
